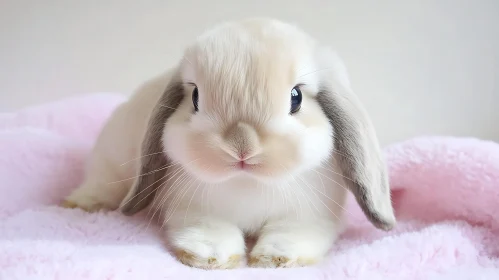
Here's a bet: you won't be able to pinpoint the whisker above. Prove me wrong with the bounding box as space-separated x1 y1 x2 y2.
295 176 341 221
184 179 202 226
320 161 356 183
153 169 190 220
198 164 213 213
313 169 350 192
119 151 165 166
302 173 354 218
145 158 200 228
299 184 320 217
143 169 186 231
147 167 186 218
207 183 215 214
201 183 208 212
148 172 190 231
163 178 196 228
281 185 292 217
279 164 304 219
143 179 170 230
107 161 182 184
289 182 304 220
290 175 319 218
118 161 188 215
160 164 198 219
276 186 289 214
316 167 327 193
119 173 168 211
296 67 335 80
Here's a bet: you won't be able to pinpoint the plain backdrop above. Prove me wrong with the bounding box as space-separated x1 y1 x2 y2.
0 0 498 145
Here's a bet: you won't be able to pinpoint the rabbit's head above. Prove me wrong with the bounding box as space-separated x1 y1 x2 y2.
121 18 395 231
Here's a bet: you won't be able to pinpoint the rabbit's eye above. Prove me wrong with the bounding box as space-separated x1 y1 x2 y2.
290 86 302 114
192 87 199 112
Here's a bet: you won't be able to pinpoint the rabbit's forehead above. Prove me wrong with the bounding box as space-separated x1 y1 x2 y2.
182 23 319 96
179 21 323 124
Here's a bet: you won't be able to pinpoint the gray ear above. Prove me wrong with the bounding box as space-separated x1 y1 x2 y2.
120 80 185 216
317 80 396 231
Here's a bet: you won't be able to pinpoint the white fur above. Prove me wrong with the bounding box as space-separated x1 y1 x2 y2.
64 18 356 269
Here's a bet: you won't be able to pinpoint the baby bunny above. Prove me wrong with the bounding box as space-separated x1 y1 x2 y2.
62 18 396 269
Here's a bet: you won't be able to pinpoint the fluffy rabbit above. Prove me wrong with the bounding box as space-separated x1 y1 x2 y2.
61 18 395 269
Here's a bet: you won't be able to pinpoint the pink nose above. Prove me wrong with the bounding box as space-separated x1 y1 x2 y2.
237 152 249 169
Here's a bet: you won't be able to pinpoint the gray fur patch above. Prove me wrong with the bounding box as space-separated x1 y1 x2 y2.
316 89 395 231
120 80 185 216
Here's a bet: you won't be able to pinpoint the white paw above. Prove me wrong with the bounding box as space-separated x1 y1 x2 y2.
249 238 321 268
168 220 246 269
249 220 337 268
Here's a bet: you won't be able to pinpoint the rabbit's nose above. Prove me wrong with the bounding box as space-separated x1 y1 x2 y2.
224 122 260 147
220 122 263 162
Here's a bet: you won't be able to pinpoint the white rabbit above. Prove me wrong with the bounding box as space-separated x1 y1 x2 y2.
62 18 395 269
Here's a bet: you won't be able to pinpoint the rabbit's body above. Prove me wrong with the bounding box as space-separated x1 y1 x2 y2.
62 18 395 269
66 67 348 268
64 72 174 210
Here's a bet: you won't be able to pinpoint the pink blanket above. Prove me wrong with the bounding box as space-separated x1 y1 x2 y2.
1 94 498 279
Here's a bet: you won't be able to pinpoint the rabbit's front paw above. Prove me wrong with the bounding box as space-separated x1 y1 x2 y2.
60 184 118 212
168 218 245 269
248 241 320 268
249 219 338 268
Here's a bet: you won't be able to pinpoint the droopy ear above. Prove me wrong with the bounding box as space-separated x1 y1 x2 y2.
316 51 396 230
120 77 185 216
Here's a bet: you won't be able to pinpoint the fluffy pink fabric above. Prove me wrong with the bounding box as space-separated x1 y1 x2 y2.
1 94 498 279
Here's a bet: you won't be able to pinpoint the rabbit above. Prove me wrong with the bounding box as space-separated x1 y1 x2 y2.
61 18 396 269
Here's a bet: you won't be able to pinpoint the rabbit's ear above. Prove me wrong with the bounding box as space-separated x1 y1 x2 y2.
120 79 185 216
316 50 396 230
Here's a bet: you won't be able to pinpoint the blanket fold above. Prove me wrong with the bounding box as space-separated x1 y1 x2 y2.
1 94 498 279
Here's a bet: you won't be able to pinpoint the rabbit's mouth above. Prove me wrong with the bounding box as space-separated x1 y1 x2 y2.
234 160 260 171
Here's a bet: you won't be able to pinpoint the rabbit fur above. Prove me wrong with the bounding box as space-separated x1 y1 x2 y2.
62 18 395 269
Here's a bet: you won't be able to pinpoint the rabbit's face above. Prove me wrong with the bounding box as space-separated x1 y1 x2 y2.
162 20 333 183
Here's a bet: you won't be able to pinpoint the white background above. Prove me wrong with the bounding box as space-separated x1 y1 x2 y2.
1 0 497 145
